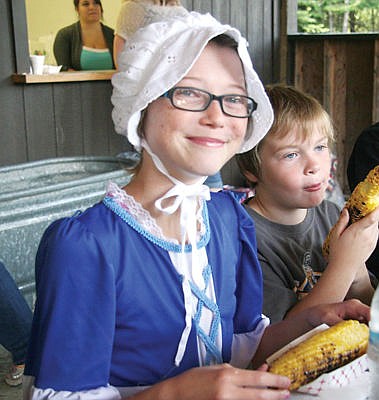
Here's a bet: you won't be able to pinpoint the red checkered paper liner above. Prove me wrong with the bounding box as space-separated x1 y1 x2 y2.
266 324 369 396
295 354 368 395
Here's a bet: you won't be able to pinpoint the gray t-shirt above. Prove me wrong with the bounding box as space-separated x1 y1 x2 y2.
244 200 340 323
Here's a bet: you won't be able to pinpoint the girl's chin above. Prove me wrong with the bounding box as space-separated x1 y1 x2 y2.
173 172 219 185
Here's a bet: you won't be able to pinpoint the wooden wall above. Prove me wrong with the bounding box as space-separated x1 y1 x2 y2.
0 0 287 187
287 34 379 193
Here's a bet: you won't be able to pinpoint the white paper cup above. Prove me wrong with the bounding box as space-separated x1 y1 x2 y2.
29 55 45 75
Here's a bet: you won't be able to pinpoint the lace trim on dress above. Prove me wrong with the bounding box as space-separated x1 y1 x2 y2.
107 182 166 239
105 182 206 243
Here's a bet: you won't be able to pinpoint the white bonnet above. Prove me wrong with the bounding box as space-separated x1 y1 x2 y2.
111 11 273 153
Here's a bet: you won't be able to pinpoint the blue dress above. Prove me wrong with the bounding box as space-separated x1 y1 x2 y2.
25 189 264 392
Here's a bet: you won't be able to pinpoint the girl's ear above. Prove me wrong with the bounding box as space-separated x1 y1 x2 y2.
242 170 258 185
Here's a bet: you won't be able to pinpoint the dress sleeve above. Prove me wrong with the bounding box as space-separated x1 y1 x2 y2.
25 216 117 392
24 376 121 400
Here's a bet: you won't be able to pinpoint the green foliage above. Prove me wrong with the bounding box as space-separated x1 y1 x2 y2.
297 0 379 33
33 50 46 56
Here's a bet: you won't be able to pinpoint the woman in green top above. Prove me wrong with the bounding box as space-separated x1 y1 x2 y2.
53 0 115 71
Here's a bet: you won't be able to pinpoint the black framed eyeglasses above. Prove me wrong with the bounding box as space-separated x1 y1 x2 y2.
161 86 257 118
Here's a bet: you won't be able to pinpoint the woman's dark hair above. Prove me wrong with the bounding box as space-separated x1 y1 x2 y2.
74 0 103 13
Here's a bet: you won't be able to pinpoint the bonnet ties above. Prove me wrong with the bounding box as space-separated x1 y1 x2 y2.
155 182 211 286
142 140 212 366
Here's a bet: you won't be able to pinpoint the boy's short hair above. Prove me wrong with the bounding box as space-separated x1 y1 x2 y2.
236 84 335 187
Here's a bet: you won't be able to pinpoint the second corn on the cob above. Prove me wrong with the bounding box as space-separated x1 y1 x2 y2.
322 165 379 258
346 164 379 223
267 319 369 390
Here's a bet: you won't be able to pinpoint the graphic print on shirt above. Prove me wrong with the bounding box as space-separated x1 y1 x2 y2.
295 251 322 300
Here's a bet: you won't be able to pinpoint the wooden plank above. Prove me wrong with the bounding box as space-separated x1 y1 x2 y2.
75 81 128 157
179 0 191 9
211 0 230 23
81 81 114 155
231 0 248 40
52 83 84 157
262 0 275 82
323 40 347 190
374 39 379 122
286 0 298 34
192 0 212 14
247 0 265 79
0 0 28 165
294 40 324 104
0 83 28 166
9 0 29 73
24 84 57 161
109 130 131 158
277 0 288 83
12 70 115 84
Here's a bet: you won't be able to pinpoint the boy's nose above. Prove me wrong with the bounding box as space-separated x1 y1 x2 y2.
305 158 321 174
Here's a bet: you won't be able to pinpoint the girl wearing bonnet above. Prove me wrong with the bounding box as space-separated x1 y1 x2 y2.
24 11 370 400
114 1 224 190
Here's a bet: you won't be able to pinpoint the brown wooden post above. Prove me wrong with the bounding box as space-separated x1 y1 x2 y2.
373 39 379 122
323 40 347 189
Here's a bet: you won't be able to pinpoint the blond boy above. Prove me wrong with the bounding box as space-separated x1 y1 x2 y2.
237 84 376 323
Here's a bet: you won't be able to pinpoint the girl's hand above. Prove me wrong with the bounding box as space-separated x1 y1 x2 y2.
170 364 291 400
131 364 290 400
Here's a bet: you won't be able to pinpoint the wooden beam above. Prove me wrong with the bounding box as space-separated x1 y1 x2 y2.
12 70 115 84
10 0 29 73
373 38 379 122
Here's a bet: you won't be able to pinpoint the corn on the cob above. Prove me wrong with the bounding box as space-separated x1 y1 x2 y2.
323 165 379 258
267 319 369 390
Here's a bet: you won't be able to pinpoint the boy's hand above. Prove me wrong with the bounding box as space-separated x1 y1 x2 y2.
323 165 379 258
328 205 379 267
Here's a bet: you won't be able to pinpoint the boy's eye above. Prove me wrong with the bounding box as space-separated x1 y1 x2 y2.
284 152 297 160
315 144 328 152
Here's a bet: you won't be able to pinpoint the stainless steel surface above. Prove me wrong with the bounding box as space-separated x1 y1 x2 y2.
0 156 136 307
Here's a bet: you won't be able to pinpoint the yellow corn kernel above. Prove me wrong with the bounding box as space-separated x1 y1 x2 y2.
323 165 379 258
346 165 379 223
267 320 369 390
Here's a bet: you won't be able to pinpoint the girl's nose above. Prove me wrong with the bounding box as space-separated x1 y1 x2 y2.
199 100 225 127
